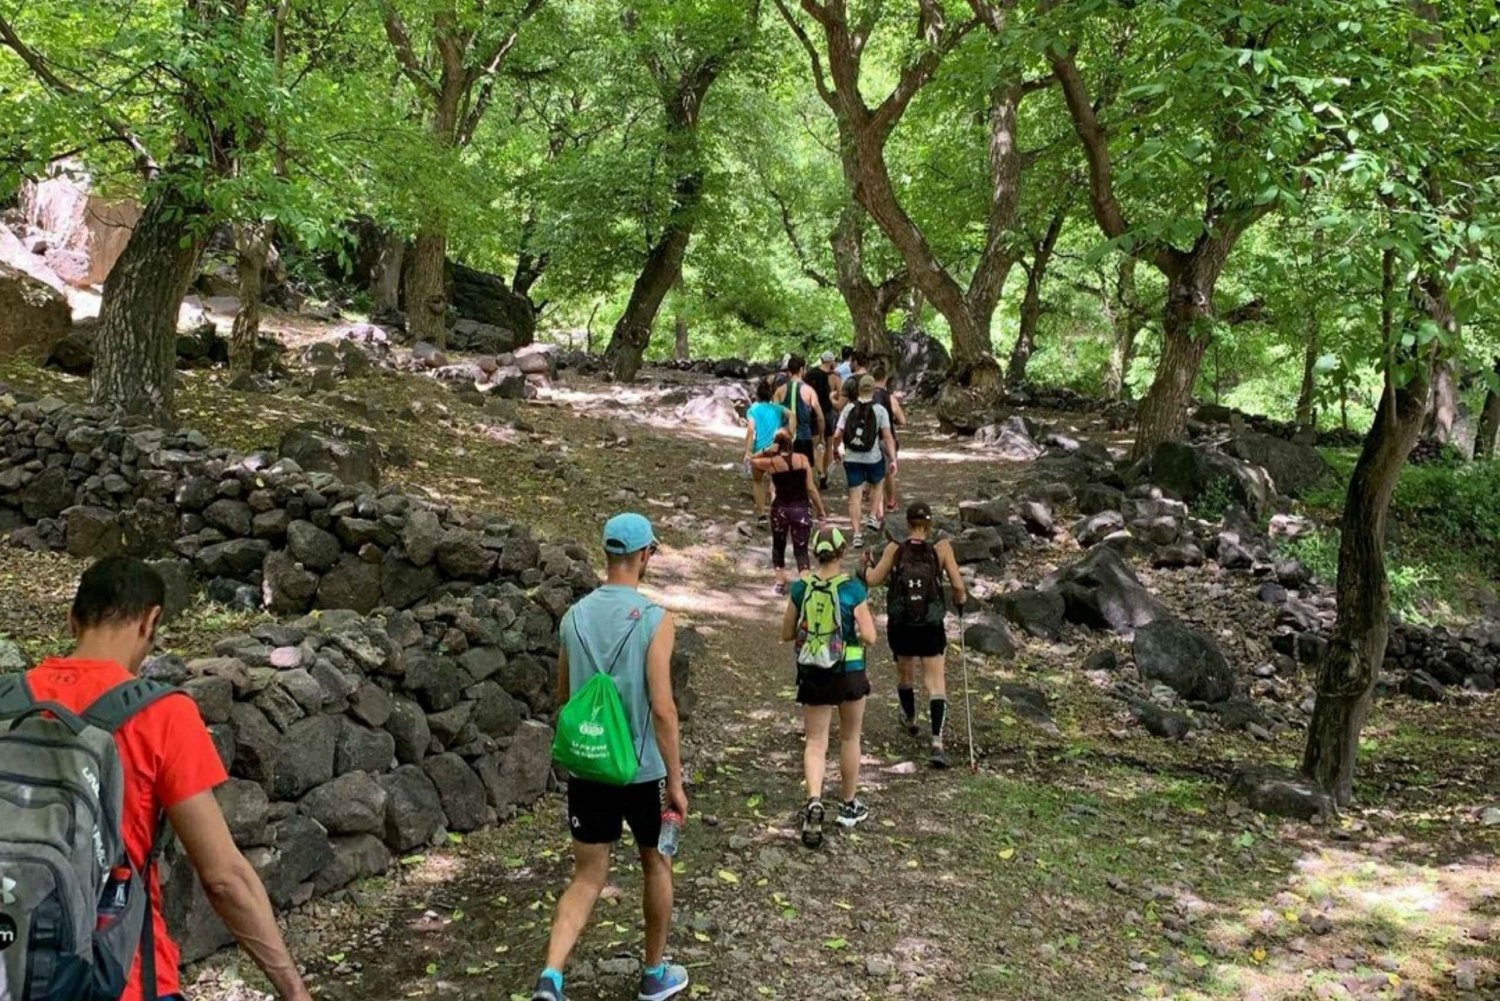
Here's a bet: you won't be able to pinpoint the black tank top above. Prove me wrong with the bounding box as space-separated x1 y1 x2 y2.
770 457 810 505
873 387 898 438
805 368 834 416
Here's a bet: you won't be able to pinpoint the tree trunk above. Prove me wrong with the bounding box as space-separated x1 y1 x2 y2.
91 185 205 421
1130 284 1211 459
1422 361 1459 444
1103 256 1139 402
1009 265 1043 386
1473 358 1500 459
230 220 273 378
405 224 448 349
371 231 404 315
674 313 689 361
830 204 892 358
1296 321 1321 429
605 156 705 381
1302 244 1446 807
1302 365 1434 803
901 288 923 336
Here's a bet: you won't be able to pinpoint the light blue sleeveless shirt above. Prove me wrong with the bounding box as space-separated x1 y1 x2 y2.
560 585 668 784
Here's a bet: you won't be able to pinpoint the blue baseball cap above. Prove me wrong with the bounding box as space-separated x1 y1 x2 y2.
603 512 658 556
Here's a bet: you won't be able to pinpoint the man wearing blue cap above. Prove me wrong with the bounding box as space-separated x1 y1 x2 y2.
532 513 690 1001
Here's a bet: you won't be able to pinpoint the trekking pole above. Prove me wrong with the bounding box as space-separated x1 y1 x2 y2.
959 609 977 774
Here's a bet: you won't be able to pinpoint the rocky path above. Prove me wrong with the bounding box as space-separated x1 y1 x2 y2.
185 380 1498 1001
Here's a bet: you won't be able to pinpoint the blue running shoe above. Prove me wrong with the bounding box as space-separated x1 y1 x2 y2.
638 962 689 1001
531 974 565 1001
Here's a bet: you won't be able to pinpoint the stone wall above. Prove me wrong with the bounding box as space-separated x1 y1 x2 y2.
0 393 700 960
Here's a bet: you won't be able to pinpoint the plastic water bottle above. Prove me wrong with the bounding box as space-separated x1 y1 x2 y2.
97 866 131 929
658 810 684 859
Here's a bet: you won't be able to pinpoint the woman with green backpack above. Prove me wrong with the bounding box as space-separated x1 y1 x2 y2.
780 526 877 848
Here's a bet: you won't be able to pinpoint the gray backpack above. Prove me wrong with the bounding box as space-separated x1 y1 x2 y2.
0 673 178 1001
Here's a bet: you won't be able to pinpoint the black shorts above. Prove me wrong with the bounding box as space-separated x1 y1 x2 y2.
793 438 816 462
796 668 872 706
888 621 947 658
567 777 665 848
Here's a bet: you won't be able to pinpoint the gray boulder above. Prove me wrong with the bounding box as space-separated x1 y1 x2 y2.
269 714 338 800
300 771 388 835
1133 620 1235 704
385 695 432 764
1226 434 1332 497
995 588 1065 640
1042 547 1167 633
379 764 446 852
215 778 271 847
334 718 397 774
964 622 1017 659
317 554 382 615
1230 764 1333 821
279 422 381 488
286 520 341 573
314 834 392 894
422 752 492 832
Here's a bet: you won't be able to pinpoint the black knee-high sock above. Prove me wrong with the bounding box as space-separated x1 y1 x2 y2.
898 686 916 721
930 698 948 741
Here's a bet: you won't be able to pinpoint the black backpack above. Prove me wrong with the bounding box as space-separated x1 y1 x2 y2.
844 401 880 453
888 539 946 627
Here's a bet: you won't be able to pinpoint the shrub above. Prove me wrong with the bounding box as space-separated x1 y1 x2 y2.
1193 475 1238 519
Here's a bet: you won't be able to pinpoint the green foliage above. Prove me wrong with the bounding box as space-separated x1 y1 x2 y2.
1193 477 1238 521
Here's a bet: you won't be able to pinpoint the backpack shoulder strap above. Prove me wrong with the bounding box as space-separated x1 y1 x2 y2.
0 672 35 720
81 678 181 734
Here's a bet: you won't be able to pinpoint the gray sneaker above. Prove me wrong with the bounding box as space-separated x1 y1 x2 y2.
638 962 689 1000
531 974 565 1001
836 797 870 828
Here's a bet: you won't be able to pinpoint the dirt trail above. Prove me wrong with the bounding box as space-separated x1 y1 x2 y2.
185 379 1498 1001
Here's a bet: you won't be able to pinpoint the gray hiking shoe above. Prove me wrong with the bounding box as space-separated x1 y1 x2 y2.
801 798 825 848
836 797 870 828
531 974 565 1001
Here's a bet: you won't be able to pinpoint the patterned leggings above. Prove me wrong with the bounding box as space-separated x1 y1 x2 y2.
771 501 813 571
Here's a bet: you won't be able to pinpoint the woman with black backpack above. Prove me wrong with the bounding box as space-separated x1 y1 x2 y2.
863 502 968 768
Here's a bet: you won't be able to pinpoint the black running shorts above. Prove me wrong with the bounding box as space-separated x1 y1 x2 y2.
567 777 665 848
793 438 816 463
888 621 947 658
796 668 872 706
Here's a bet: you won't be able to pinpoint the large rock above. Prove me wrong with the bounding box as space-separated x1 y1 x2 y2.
447 260 536 345
335 718 397 774
21 168 139 286
317 554 382 615
385 695 432 764
252 814 335 909
195 539 270 579
299 771 388 835
269 714 338 800
1138 441 1275 519
890 331 951 396
1133 619 1235 703
422 752 492 832
261 550 319 614
1226 434 1332 497
974 416 1045 461
502 719 554 806
995 588 1066 639
379 764 446 852
279 422 381 488
314 834 392 895
227 702 280 788
964 621 1018 659
19 467 73 520
436 529 496 580
286 520 341 573
1230 764 1333 821
215 778 271 847
0 262 71 362
1041 547 1167 633
64 505 123 558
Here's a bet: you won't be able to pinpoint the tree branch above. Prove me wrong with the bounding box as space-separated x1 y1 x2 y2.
775 0 836 108
769 186 833 287
870 5 975 139
0 15 158 178
379 2 438 98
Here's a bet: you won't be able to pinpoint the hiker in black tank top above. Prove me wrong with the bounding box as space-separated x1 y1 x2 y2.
863 501 967 769
752 429 828 595
805 353 842 489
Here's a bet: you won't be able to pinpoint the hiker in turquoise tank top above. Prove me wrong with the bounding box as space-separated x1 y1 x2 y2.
532 513 690 1001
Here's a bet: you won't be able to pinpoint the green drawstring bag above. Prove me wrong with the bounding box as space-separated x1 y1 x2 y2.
552 672 640 785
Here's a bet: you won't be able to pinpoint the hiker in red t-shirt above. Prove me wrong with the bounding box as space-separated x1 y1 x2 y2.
24 557 310 1001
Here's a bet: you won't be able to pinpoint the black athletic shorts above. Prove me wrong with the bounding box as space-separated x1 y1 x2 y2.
793 438 816 462
796 668 872 706
888 620 947 658
567 777 665 848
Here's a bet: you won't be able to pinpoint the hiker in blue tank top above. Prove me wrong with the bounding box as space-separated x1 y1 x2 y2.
533 513 690 1001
